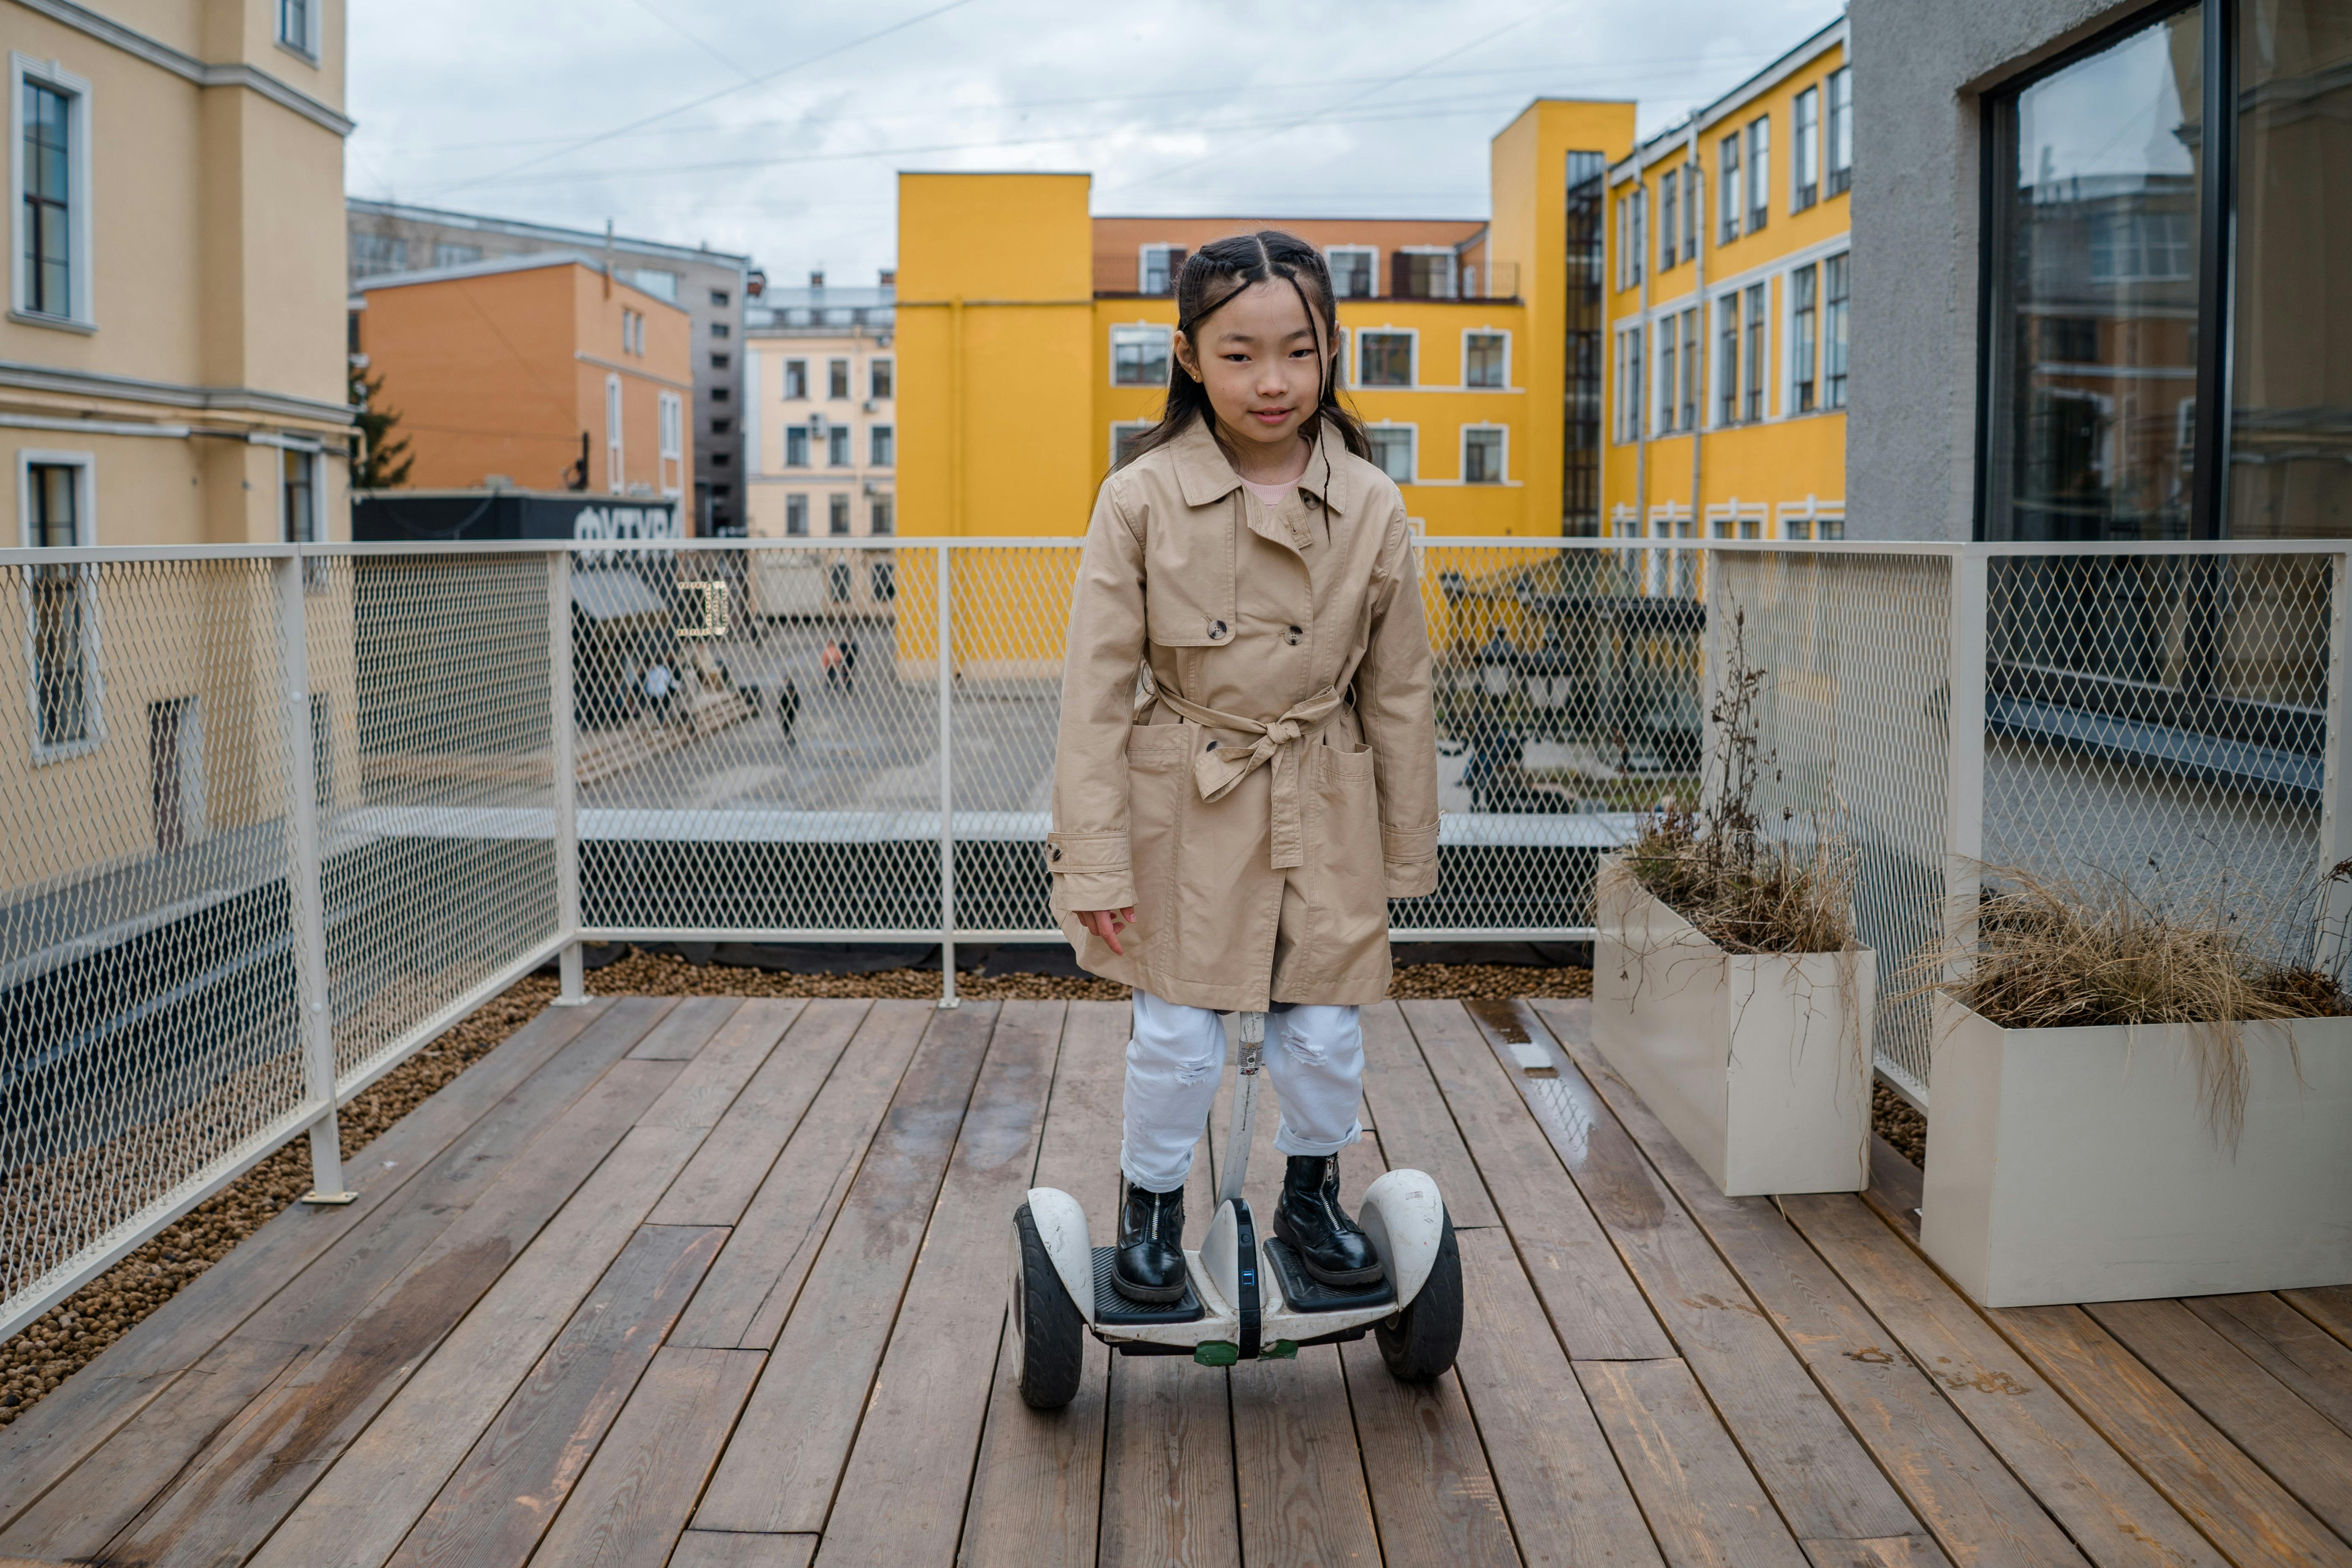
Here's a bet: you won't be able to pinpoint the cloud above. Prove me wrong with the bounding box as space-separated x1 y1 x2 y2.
347 0 1839 278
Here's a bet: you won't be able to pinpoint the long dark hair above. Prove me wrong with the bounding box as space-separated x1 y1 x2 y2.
1114 229 1370 472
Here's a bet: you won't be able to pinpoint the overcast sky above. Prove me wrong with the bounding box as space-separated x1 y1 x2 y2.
347 0 1842 284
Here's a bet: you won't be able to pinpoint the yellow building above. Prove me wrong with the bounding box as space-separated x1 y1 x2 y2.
1603 16 1851 547
897 98 1636 543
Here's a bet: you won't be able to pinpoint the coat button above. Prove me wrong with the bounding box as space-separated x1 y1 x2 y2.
1209 619 1228 639
1285 624 1303 644
1050 845 1062 861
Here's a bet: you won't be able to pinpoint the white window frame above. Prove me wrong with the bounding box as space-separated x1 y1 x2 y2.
17 448 104 762
1460 328 1512 390
10 54 95 330
869 357 893 400
1714 292 1742 428
827 423 852 468
1365 422 1418 484
1108 323 1172 388
1719 131 1742 243
1109 420 1153 468
1658 168 1679 272
658 390 684 497
1791 85 1820 212
1746 116 1771 232
605 374 624 493
784 493 809 536
1355 326 1417 390
827 493 852 537
278 445 321 542
1826 67 1853 196
1325 245 1379 299
1626 191 1645 286
1460 424 1508 485
1654 318 1677 437
276 0 321 60
1395 246 1458 300
783 358 808 401
1137 243 1185 295
870 423 894 468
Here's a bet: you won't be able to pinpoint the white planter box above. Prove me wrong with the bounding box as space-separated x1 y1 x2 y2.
1593 864 1875 1196
1922 997 2352 1308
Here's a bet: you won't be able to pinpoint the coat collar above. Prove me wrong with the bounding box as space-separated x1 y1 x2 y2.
1170 416 1359 518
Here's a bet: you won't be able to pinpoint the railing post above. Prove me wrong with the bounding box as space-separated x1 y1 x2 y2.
278 553 351 1205
1944 548 1989 983
548 549 589 1004
2315 550 2352 973
936 543 959 1008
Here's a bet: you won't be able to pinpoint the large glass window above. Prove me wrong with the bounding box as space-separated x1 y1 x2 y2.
1986 0 2352 540
1357 330 1414 387
1792 263 1819 413
1827 67 1853 195
1563 150 1606 533
1328 246 1376 299
1793 87 1820 210
22 81 73 318
1659 169 1680 270
1110 325 1170 387
1462 427 1505 483
1367 425 1415 483
1742 284 1767 420
1717 295 1741 425
1719 132 1742 242
1746 117 1771 232
1656 322 1678 435
1678 308 1701 430
1823 254 1849 409
26 462 93 749
1465 331 1509 388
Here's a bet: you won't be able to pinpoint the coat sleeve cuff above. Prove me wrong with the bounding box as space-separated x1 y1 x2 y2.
1046 832 1134 911
1381 821 1438 899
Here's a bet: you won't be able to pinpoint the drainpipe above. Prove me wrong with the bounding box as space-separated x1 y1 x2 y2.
603 218 614 299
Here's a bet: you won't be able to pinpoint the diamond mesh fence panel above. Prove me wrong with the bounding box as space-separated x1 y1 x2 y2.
0 557 309 1324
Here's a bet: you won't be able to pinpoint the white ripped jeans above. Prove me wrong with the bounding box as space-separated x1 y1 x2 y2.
1119 990 1365 1193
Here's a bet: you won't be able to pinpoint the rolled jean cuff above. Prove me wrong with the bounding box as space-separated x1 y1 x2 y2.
1272 1119 1364 1159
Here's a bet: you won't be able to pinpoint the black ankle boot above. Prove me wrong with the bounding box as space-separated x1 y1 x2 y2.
1113 1178 1188 1303
1273 1155 1384 1287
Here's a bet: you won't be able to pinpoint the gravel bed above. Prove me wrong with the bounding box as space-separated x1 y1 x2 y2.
1873 1083 1927 1167
0 951 1590 1428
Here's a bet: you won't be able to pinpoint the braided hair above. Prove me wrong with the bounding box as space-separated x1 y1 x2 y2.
1113 229 1370 474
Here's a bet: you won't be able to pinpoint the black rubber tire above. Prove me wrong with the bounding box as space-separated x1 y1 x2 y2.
1375 1212 1462 1381
1013 1204 1086 1410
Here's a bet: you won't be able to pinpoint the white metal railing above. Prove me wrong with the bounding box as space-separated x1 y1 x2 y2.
0 533 2341 1339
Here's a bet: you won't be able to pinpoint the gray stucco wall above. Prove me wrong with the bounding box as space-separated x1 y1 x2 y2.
1847 0 2154 540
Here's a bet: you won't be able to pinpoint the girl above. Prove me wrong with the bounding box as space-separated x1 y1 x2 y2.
1047 232 1438 1303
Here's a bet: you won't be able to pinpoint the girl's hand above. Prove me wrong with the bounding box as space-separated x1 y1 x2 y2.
1078 907 1137 956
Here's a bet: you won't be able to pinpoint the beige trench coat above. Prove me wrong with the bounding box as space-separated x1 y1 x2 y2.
1047 418 1440 1010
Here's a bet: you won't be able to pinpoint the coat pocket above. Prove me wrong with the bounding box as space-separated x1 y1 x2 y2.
1310 739 1389 960
1121 723 1190 959
1142 507 1237 647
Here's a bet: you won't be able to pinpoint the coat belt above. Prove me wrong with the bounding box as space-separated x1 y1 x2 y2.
1146 684 1346 870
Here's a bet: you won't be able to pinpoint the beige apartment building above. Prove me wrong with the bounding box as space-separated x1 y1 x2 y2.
743 273 898 614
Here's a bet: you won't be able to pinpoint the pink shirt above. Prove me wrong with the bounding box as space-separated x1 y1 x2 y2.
1239 477 1294 508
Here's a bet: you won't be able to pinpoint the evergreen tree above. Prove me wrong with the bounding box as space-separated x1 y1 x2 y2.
349 361 413 489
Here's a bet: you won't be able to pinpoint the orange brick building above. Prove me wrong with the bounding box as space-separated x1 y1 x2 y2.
352 255 694 499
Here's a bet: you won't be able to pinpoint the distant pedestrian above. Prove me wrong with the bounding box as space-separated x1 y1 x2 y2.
821 639 849 693
777 677 801 741
840 637 859 695
644 660 675 723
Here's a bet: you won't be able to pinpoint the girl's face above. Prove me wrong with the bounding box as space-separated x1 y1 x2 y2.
1174 278 1332 464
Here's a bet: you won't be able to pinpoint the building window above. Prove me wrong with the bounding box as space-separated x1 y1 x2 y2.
1111 324 1171 387
1367 425 1415 483
1464 331 1508 388
434 242 480 268
712 417 732 436
827 425 851 467
1826 67 1853 196
1563 149 1607 534
17 69 88 322
828 494 851 536
1792 86 1820 210
1111 421 1151 466
783 359 808 400
711 288 730 307
829 562 853 603
711 352 730 370
658 390 684 496
710 321 730 339
352 234 407 278
785 425 810 467
1742 283 1766 421
1139 244 1187 295
1678 308 1700 431
1357 330 1413 387
1655 320 1676 435
1681 166 1699 262
827 357 848 398
1615 196 1630 289
1791 262 1818 413
1627 188 1646 285
1616 326 1643 444
870 425 894 466
1719 131 1742 242
870 496 895 536
622 310 643 355
1823 253 1848 411
1394 251 1455 299
785 494 808 535
22 455 96 752
1462 426 1505 484
1659 169 1679 271
277 0 315 55
281 448 319 541
1327 246 1376 298
870 358 893 399
1717 295 1741 425
1746 116 1770 232
870 558 895 600
605 374 623 491
710 385 729 403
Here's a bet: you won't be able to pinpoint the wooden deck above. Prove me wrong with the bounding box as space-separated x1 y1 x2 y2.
5 993 2351 1568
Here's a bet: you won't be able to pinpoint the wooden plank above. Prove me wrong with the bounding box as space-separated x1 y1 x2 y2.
0 996 627 1534
693 1003 1000 1534
1800 1538 1948 1568
958 1000 1126 1568
627 994 742 1059
1400 1000 1672 1362
666 1000 930 1350
1576 1358 1812 1568
817 1001 1065 1564
1512 1001 2066 1563
637 997 802 1132
10 1045 685 1568
670 1533 819 1568
1994 1303 2352 1567
1782 1193 2228 1568
1862 1136 1924 1245
1340 1336 1521 1567
2184 1293 2352 1439
531 1347 768 1568
1452 1227 1663 1567
1097 1347 1241 1568
1231 1347 1383 1567
2087 1297 2352 1543
2285 1287 2352 1353
1360 1001 1501 1228
237 1116 714 1568
385 1224 726 1568
649 999 869 1227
